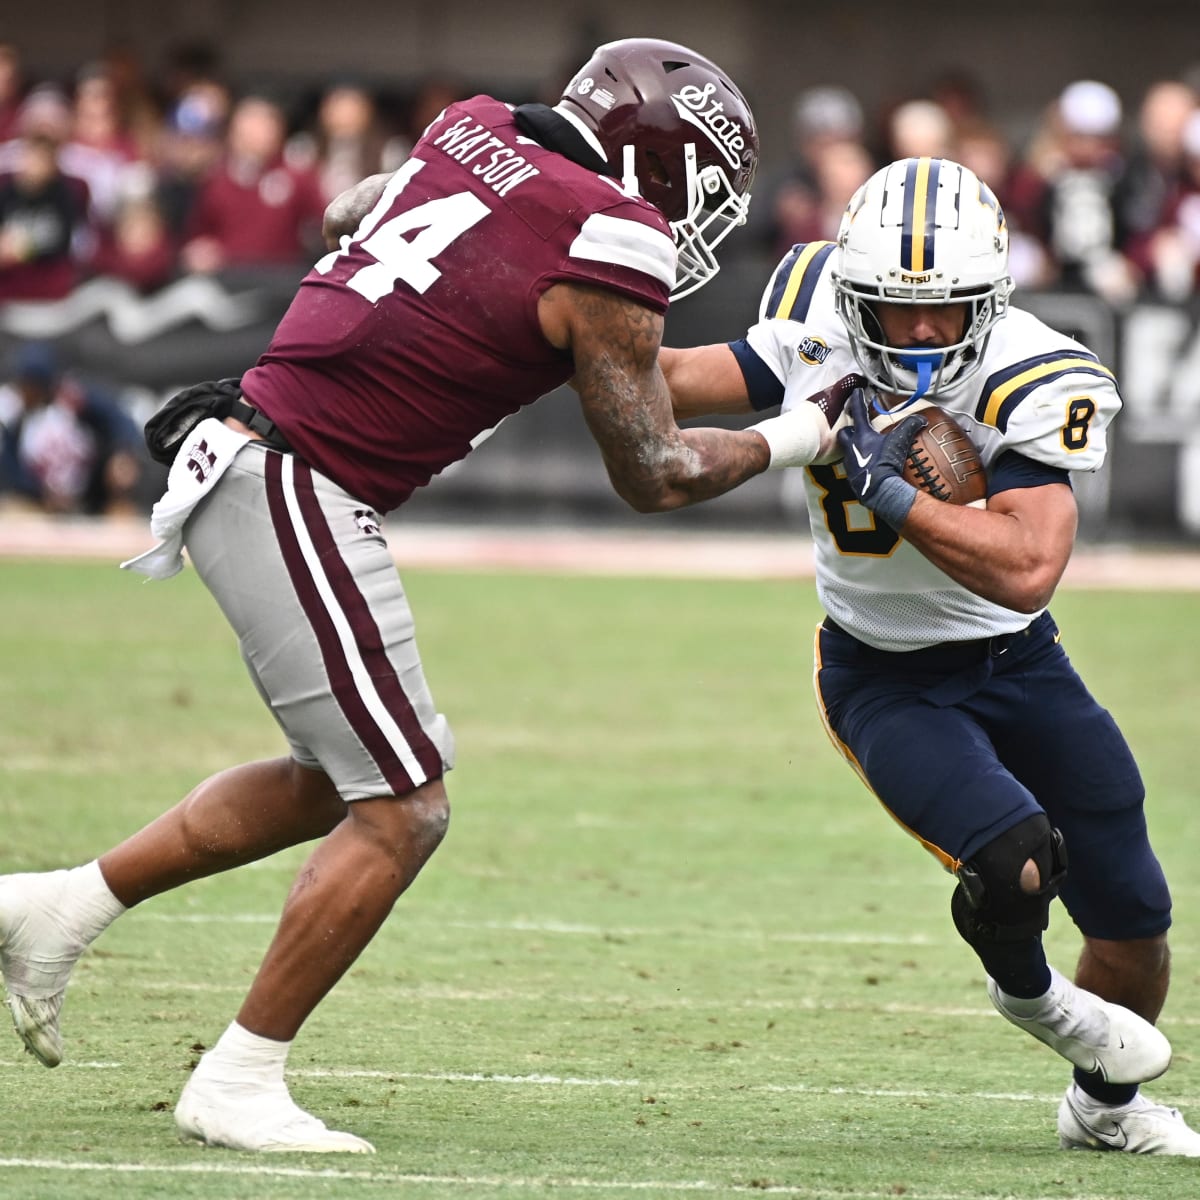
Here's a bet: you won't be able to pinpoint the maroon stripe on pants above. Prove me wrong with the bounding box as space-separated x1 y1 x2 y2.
290 460 445 784
264 452 427 794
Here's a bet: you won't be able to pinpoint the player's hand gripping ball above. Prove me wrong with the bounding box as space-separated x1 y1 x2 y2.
890 404 987 507
837 391 988 507
834 389 988 529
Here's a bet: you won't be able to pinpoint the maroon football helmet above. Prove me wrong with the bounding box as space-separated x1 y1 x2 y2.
556 38 759 298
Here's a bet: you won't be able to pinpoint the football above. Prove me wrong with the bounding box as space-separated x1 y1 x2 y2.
891 405 987 507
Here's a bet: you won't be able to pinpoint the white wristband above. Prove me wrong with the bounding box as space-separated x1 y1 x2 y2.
748 404 827 470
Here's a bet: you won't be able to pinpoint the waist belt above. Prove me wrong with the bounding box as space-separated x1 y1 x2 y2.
230 396 293 454
821 614 1041 670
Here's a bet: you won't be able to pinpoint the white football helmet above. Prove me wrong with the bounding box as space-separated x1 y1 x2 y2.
832 157 1013 402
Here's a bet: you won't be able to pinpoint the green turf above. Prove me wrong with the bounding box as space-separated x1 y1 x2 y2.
1 558 1199 1198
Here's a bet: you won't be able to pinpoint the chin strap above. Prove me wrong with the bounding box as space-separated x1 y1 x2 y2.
872 357 934 415
909 358 934 404
621 144 640 200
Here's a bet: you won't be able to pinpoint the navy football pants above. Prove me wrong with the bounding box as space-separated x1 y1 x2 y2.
814 611 1171 941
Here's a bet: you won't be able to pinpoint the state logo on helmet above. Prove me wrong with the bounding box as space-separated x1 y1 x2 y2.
832 156 1014 402
555 37 759 299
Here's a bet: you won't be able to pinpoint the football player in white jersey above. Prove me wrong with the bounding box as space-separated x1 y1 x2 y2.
661 156 1200 1155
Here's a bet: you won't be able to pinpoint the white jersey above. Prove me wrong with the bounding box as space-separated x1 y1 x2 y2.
736 241 1122 651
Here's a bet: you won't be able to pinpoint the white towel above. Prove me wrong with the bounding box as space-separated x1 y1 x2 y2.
120 417 251 579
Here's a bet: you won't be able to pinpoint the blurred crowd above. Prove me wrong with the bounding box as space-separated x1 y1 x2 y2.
0 38 466 516
0 38 465 302
3 38 1200 311
751 68 1200 307
0 340 141 516
2 38 1200 517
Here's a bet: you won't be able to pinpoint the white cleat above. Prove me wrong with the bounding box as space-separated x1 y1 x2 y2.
4 992 65 1068
175 1073 376 1153
1059 1084 1200 1155
0 872 86 1068
987 973 1171 1084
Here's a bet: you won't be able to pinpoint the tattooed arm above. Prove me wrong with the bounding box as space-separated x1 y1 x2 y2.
537 282 772 512
322 172 395 248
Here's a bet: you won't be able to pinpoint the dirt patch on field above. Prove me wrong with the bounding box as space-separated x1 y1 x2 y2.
1 512 1199 590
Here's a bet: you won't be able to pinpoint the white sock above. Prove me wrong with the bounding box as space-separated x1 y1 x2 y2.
199 1021 291 1084
66 861 127 945
1 862 125 995
995 965 1071 1017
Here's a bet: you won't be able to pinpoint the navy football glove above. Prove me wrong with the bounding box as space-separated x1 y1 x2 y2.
835 388 927 530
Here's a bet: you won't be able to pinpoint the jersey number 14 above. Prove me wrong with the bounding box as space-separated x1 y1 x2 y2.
314 157 490 301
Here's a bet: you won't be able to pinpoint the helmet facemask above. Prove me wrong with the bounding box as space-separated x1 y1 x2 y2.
832 157 1014 405
834 278 1010 403
669 150 752 299
618 142 751 299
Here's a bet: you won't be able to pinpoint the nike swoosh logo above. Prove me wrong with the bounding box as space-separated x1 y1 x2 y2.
1067 1099 1129 1149
853 446 873 467
1084 1117 1129 1149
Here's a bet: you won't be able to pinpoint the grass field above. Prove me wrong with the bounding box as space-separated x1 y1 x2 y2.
1 557 1199 1199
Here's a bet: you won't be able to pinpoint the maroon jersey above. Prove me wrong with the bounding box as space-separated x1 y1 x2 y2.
240 95 676 513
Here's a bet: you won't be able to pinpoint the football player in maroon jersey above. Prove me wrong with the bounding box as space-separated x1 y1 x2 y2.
0 40 841 1152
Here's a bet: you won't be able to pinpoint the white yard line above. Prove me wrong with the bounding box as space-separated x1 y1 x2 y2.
0 1156 1148 1200
134 911 934 944
91 978 1000 1017
135 913 936 948
287 1069 1069 1106
45 970 1200 1027
7 1058 1200 1113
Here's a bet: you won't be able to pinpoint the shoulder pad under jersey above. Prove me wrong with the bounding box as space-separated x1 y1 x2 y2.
758 241 837 321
